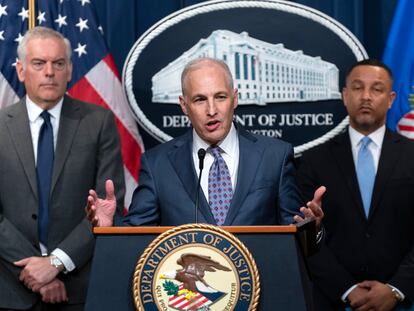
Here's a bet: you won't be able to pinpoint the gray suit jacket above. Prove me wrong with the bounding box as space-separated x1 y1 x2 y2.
121 126 303 226
0 96 124 309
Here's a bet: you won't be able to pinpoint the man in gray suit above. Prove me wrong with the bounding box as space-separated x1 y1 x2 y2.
0 27 124 310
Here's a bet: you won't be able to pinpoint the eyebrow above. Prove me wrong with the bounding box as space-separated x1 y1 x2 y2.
30 57 66 62
349 79 386 86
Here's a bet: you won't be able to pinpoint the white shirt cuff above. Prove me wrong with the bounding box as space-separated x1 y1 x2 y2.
51 248 76 272
342 284 358 302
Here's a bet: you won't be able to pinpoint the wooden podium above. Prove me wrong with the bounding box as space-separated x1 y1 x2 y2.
85 224 314 310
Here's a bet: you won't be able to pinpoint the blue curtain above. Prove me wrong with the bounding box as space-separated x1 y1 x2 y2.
93 0 398 148
95 0 397 75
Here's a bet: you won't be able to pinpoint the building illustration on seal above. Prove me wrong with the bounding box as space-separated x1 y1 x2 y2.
151 29 341 106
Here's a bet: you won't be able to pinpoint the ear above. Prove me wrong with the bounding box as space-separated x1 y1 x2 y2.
341 87 348 107
179 95 188 115
15 60 25 83
233 88 238 109
67 62 73 82
388 91 396 109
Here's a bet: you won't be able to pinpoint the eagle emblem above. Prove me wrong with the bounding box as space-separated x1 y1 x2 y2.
160 253 231 310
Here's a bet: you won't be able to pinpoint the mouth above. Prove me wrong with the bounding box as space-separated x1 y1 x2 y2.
205 120 221 131
40 83 58 88
359 105 373 113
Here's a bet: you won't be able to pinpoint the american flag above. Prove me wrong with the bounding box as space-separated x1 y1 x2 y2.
383 0 414 139
0 0 143 208
169 284 213 311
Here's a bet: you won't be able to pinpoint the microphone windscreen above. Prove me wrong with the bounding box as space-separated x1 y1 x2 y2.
198 148 206 159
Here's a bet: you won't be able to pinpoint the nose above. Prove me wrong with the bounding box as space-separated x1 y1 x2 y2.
361 87 371 100
206 98 218 116
44 62 55 77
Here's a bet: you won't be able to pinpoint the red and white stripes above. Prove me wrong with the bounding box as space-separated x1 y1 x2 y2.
68 54 144 209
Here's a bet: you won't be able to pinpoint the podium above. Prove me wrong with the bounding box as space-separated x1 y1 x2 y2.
86 225 314 310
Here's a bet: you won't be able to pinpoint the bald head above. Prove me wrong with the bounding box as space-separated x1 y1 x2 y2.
178 57 238 146
181 57 234 96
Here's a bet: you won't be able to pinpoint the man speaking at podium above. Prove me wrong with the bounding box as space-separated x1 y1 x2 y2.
87 57 324 229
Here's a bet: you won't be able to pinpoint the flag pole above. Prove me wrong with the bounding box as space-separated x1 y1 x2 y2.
28 0 35 29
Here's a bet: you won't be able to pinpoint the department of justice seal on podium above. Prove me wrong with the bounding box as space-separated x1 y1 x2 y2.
132 224 260 311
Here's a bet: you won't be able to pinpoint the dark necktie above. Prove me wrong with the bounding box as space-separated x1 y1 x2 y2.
356 136 375 217
208 146 233 225
36 111 54 247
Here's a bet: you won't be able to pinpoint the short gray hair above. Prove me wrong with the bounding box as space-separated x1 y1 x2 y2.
181 57 234 96
17 26 72 65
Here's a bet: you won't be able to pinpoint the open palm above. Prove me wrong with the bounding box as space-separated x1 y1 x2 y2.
87 179 117 227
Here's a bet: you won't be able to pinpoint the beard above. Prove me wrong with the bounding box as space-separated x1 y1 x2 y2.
350 113 383 133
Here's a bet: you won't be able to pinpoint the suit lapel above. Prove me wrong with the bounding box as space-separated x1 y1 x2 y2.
6 100 38 197
331 132 367 219
369 130 401 219
51 96 81 194
224 128 262 225
168 131 215 224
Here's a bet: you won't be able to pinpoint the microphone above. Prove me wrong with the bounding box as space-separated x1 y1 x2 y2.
195 148 206 223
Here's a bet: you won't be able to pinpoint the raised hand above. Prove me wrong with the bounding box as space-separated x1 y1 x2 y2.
86 179 117 227
294 185 326 229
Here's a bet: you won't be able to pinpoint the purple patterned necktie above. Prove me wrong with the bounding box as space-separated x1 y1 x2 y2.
208 146 233 225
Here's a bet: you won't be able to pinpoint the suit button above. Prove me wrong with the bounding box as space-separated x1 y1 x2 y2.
360 266 367 272
365 232 371 238
32 214 37 220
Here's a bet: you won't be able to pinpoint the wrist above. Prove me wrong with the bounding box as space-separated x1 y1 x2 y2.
49 255 65 273
390 287 403 302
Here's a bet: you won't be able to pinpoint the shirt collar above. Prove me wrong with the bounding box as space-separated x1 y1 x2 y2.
193 122 238 156
348 124 386 149
26 96 63 122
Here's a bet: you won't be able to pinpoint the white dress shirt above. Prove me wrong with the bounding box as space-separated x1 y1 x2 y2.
349 125 385 173
26 96 75 272
192 123 239 202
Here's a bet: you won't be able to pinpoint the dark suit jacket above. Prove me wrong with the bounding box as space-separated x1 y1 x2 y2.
121 125 303 226
0 96 125 309
297 128 414 310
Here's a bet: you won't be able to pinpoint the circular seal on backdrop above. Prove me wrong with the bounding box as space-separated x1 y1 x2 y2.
123 0 368 154
132 224 260 311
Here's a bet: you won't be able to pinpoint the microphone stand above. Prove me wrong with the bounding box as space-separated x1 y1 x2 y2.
195 148 206 223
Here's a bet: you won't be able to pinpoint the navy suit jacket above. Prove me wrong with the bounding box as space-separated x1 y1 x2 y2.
121 126 303 226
